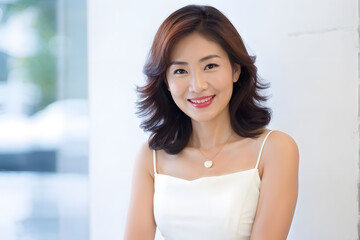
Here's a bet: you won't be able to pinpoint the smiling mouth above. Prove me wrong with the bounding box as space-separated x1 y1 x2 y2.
188 95 216 104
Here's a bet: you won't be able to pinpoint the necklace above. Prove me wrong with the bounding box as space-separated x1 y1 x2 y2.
198 132 233 168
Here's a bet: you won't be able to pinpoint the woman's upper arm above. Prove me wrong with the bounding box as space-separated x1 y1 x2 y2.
251 131 299 240
124 142 156 240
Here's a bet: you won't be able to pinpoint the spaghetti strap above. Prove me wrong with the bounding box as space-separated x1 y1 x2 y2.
255 130 274 169
153 150 158 174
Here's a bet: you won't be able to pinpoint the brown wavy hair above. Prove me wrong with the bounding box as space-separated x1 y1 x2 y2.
136 5 272 154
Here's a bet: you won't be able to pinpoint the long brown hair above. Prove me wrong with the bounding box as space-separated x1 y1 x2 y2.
137 5 271 154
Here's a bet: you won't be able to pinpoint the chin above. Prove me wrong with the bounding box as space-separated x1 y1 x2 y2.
187 113 217 123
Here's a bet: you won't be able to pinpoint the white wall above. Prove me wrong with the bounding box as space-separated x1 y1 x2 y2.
88 1 359 239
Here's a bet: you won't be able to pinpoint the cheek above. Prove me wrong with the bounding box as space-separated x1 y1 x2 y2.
168 79 188 97
211 71 234 90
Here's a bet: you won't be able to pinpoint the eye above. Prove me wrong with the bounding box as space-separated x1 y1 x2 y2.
174 69 187 74
204 64 218 70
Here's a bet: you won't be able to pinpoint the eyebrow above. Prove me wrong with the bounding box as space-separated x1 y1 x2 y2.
169 54 221 66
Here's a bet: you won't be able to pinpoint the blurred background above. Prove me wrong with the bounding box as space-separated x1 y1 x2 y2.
0 0 88 239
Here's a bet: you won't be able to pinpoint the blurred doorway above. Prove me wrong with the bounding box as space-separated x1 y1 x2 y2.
0 0 89 239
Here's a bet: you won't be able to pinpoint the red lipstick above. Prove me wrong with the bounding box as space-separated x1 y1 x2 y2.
187 95 215 108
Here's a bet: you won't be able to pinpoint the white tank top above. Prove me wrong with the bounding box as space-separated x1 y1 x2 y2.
153 130 273 240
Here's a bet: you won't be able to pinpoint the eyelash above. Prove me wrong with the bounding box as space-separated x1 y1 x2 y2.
204 63 218 70
174 69 187 74
173 64 219 74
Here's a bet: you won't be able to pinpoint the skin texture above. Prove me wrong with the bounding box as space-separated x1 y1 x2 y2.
166 32 240 125
124 33 299 240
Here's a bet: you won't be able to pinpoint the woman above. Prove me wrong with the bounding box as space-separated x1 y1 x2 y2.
125 5 299 240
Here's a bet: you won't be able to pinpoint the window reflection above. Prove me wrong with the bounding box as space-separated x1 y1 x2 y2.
0 0 88 239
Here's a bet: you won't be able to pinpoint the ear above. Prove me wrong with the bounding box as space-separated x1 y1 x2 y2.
232 64 241 83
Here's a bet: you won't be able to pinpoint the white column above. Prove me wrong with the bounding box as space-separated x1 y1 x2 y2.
88 1 359 239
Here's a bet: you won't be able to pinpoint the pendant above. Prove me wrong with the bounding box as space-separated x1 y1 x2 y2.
204 160 213 168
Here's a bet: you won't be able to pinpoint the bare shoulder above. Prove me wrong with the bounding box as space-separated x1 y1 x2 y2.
125 140 157 239
266 130 298 152
262 130 299 174
251 130 299 238
134 141 154 180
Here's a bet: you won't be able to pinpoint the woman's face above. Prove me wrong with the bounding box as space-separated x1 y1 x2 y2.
166 32 240 123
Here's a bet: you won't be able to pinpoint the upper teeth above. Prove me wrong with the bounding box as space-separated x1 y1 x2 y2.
191 96 213 104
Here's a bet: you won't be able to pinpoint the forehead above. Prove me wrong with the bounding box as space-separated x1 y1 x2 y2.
169 32 227 61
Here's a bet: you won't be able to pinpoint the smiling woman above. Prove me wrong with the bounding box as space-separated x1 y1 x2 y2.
125 4 299 240
166 32 240 124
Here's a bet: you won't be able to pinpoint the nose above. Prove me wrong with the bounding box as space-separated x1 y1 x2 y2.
189 70 208 93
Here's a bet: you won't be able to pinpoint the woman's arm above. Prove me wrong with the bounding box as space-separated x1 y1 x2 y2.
250 131 299 240
124 142 156 240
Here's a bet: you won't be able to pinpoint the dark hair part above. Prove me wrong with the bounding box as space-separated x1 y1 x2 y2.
137 5 272 154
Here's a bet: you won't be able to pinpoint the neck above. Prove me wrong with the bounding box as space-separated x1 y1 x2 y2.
188 110 234 150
